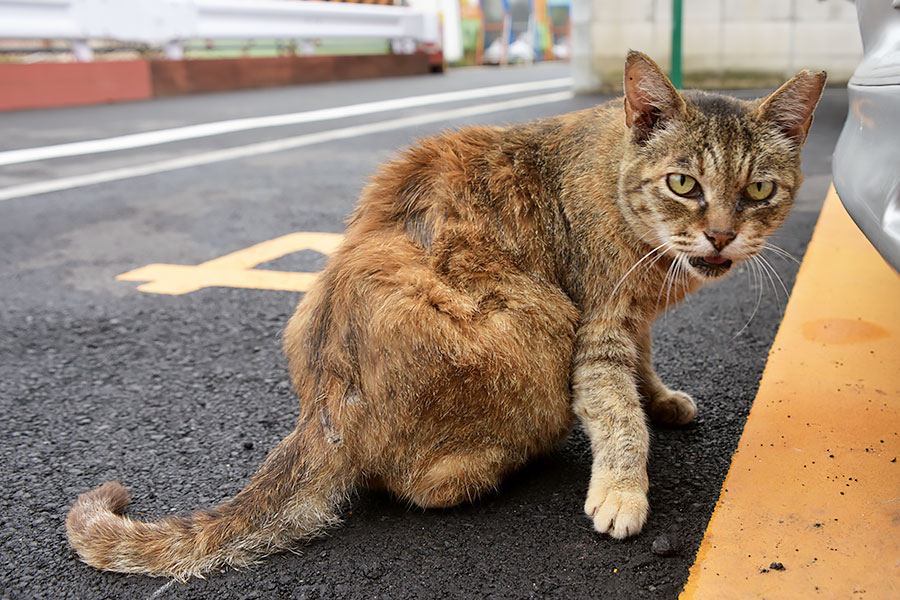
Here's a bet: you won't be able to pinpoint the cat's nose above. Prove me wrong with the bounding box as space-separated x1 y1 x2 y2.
704 230 736 251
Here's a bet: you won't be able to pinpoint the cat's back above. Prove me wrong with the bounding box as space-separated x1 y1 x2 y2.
355 123 520 232
345 101 621 250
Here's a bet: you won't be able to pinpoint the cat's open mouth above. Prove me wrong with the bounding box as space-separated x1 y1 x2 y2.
689 256 733 277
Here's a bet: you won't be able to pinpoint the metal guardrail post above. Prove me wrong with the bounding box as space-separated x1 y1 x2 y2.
71 39 93 61
163 40 184 60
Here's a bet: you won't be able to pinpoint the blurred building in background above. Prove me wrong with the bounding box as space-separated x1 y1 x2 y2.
0 0 447 63
465 0 568 65
572 0 862 92
0 0 571 68
0 0 448 110
0 0 865 104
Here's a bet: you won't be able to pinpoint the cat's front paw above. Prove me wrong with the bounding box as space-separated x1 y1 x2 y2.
647 389 697 426
584 481 649 539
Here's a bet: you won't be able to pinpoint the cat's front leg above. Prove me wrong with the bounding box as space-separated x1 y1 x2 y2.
636 329 697 426
571 325 649 538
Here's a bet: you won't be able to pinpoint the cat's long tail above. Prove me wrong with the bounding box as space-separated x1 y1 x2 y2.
65 419 356 581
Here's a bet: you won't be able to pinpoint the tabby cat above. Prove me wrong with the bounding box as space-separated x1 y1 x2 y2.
66 51 826 580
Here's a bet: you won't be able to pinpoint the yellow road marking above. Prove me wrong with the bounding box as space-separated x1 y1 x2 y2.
117 232 344 294
681 186 900 599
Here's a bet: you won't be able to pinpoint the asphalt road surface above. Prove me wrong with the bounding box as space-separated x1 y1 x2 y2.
0 63 848 599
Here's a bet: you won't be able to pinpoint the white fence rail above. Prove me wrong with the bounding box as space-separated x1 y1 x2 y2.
0 0 441 60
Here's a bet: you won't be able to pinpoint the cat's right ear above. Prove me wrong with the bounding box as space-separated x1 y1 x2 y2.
623 51 687 142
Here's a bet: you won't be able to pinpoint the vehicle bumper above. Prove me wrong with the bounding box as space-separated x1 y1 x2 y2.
833 82 900 274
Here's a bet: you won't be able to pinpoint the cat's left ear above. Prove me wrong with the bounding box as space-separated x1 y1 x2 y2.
756 70 827 145
623 50 687 142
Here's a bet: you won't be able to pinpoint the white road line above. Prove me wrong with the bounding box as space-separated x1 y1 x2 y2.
0 78 573 167
0 90 574 203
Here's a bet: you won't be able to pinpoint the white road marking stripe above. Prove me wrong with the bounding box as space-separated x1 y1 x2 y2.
0 78 573 167
0 90 574 203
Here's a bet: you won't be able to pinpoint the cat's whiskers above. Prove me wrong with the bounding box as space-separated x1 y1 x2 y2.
605 241 672 311
637 245 675 315
752 253 778 303
756 253 790 305
675 254 690 305
739 252 792 332
652 246 699 317
678 254 691 298
665 256 680 315
733 255 766 338
656 252 680 314
762 242 801 265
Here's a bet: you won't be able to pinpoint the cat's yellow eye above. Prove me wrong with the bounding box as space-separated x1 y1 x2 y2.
745 181 774 201
667 173 699 197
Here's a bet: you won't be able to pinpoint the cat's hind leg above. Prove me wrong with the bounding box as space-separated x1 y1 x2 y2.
390 448 510 509
636 330 697 426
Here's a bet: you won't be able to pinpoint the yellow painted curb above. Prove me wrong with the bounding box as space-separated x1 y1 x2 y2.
681 186 900 599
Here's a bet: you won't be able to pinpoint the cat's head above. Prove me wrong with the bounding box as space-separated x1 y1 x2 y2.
617 51 826 280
